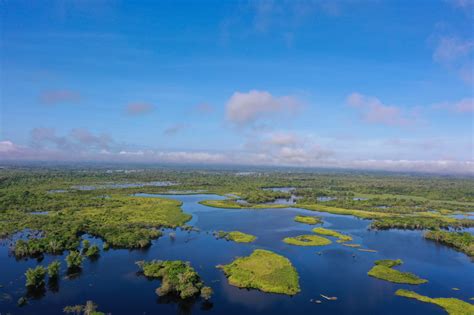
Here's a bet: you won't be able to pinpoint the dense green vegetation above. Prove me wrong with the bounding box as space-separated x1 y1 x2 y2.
294 215 321 225
199 199 286 209
47 260 61 279
425 231 474 257
66 250 84 269
395 289 474 315
368 259 427 284
283 234 332 246
218 249 300 295
25 265 46 288
312 227 352 242
63 300 106 315
215 230 257 243
136 260 212 299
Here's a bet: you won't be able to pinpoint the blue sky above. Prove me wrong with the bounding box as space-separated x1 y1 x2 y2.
1 0 473 174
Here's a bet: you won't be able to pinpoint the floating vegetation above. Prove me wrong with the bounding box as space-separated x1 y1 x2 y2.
47 260 61 279
368 259 427 284
312 227 352 242
215 230 256 243
283 235 332 246
63 300 106 315
424 230 474 257
342 243 361 248
294 215 322 225
358 248 378 253
136 260 212 300
218 249 300 295
199 199 286 209
66 251 84 269
395 289 474 315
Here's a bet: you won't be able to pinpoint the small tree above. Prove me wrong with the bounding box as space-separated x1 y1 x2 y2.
200 286 213 300
47 260 61 279
25 265 46 287
66 251 84 269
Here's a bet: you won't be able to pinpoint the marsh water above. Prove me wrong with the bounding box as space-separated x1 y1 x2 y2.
1 194 473 314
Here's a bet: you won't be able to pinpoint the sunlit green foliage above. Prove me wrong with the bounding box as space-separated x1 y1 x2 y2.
63 300 106 315
136 260 212 299
283 234 331 246
25 265 46 287
84 245 100 257
368 259 427 284
218 249 300 295
395 289 474 315
294 215 321 225
215 231 256 243
47 260 61 279
66 250 84 269
312 227 352 242
425 231 474 257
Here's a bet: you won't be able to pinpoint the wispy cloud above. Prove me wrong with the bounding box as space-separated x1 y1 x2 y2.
432 36 474 85
126 103 154 116
225 90 302 126
194 103 214 114
346 92 416 127
433 97 474 113
39 89 81 105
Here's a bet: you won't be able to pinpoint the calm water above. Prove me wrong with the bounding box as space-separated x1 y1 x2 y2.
1 194 473 315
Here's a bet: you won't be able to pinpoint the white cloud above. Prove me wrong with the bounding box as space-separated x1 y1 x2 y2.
433 97 474 113
347 92 415 126
225 90 301 125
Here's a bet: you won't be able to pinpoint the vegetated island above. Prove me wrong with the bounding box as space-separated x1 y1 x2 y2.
218 249 300 295
395 289 474 315
214 230 257 243
424 230 474 257
136 260 213 300
199 199 287 209
283 234 332 246
312 227 352 242
294 215 322 225
368 259 427 285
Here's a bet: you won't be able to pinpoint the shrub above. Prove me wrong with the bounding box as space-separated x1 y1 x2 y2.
66 251 84 269
47 260 61 279
25 265 46 287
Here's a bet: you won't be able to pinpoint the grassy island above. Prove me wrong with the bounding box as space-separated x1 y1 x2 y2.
218 249 300 295
312 227 352 242
215 231 257 243
294 215 322 225
368 259 427 284
136 260 213 300
395 289 474 315
283 234 332 246
425 231 474 257
199 199 287 209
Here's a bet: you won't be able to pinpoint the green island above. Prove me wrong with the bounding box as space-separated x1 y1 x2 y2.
136 260 213 300
283 234 332 246
424 231 474 257
215 230 257 243
218 249 300 295
395 289 474 315
368 259 427 284
294 215 322 225
199 199 287 209
63 300 106 315
312 227 352 242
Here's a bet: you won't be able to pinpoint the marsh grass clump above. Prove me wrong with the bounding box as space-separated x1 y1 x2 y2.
215 231 256 243
136 260 212 300
47 260 61 279
25 265 46 288
368 259 427 284
294 215 322 225
283 234 331 246
84 245 100 258
425 230 474 257
218 249 300 295
66 250 84 269
395 289 474 315
312 227 352 242
63 300 106 315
